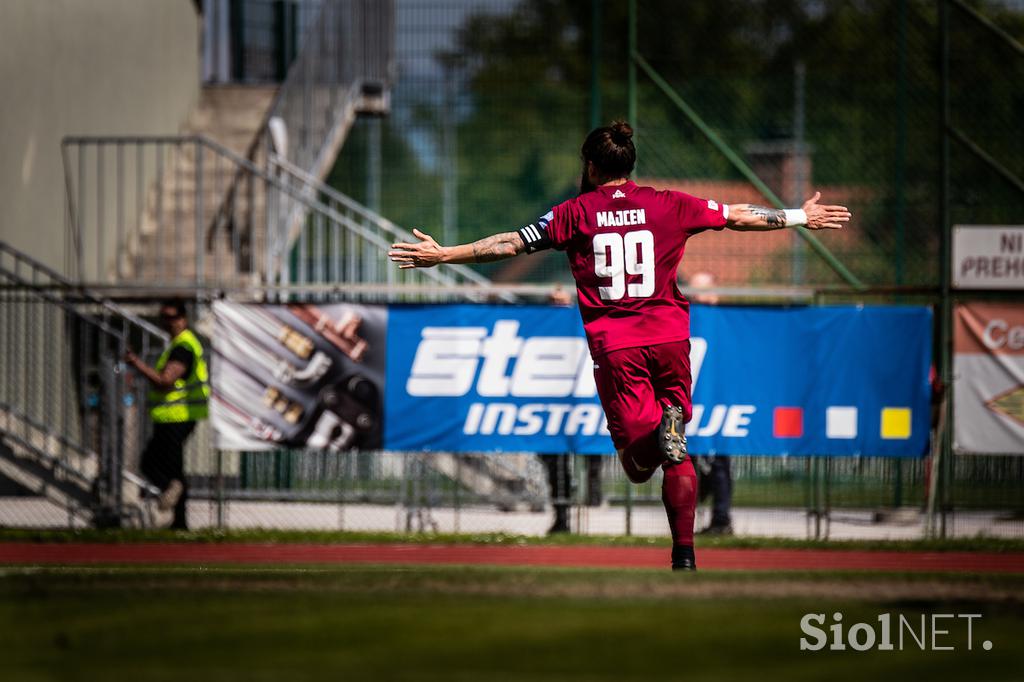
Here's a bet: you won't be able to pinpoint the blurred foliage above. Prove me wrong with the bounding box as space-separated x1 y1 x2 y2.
328 0 1024 286
325 119 444 232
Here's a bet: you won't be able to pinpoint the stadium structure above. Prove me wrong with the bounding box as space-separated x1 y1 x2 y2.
1 0 1022 543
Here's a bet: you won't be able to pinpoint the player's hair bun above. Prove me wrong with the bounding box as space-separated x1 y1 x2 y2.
610 121 633 145
581 120 636 179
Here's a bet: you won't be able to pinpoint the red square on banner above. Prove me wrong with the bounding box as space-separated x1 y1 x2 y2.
773 407 804 438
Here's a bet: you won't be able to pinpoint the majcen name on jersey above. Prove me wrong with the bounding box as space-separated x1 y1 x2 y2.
596 208 646 228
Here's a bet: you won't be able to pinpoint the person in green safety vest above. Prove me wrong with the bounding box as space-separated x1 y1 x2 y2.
125 299 209 529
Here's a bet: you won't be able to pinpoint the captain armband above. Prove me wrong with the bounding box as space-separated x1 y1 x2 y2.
517 212 554 254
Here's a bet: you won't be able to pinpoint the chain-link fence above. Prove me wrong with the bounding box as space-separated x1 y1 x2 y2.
316 0 1024 540
2 285 1022 540
0 245 170 529
325 0 1024 289
4 1 1024 540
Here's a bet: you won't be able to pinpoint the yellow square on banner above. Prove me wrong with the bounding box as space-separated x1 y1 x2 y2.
881 408 912 440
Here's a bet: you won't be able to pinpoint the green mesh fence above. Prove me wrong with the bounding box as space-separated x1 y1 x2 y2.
308 0 1024 536
327 0 1024 289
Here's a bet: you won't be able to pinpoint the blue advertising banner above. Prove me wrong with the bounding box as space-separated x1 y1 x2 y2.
686 305 932 458
384 305 606 454
384 304 933 457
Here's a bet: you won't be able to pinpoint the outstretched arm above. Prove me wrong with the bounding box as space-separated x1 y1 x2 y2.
727 192 851 231
389 229 526 268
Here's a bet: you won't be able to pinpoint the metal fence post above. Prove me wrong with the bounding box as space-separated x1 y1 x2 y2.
627 0 636 130
96 144 104 283
624 478 632 536
938 0 952 540
196 141 205 286
77 146 85 281
454 454 462 534
216 448 225 529
823 457 832 540
98 355 121 526
337 451 346 531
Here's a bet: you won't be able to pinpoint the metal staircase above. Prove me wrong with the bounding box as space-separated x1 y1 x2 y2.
64 0 399 291
42 0 537 527
63 134 503 296
0 242 167 527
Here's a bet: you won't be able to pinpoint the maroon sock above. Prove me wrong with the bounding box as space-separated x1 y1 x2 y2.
662 457 698 548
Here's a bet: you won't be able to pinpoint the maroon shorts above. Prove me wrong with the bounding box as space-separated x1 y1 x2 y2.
593 339 693 451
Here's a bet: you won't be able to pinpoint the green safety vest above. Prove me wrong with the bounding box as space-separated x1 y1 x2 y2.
148 329 210 423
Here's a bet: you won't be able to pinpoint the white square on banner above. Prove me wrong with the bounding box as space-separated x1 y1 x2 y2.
826 406 858 439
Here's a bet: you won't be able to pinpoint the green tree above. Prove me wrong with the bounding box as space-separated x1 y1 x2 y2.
446 0 1023 285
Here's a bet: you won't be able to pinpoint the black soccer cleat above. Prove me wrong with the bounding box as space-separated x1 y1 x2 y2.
671 545 697 571
658 405 688 464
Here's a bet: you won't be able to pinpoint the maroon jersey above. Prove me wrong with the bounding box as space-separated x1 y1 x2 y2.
518 180 727 356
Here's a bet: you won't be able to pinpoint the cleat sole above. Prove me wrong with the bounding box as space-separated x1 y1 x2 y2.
658 405 688 464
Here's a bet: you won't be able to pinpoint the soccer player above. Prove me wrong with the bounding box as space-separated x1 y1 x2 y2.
389 121 850 569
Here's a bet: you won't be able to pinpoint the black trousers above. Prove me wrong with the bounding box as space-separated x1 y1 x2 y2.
698 455 733 528
140 421 196 529
541 454 570 532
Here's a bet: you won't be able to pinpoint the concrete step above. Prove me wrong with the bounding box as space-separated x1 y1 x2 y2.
185 85 277 156
114 85 278 283
115 80 381 285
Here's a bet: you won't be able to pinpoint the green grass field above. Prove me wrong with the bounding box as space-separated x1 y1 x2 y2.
6 527 1024 552
2 564 1022 681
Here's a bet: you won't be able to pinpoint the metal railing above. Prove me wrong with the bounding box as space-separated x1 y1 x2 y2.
262 0 393 178
62 135 499 296
268 153 514 299
0 242 166 526
64 0 397 292
211 0 395 274
3 260 1021 537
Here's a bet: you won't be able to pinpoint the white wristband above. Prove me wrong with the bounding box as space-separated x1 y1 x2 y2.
784 208 807 227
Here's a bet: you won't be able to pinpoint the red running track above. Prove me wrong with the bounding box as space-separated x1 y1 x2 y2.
1 543 1024 573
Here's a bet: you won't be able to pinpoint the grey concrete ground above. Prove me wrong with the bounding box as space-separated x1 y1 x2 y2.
2 497 1022 541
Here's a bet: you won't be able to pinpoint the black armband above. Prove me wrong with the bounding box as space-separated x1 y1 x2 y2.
517 212 554 254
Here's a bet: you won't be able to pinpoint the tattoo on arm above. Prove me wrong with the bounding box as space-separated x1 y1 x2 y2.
748 205 786 227
471 232 525 263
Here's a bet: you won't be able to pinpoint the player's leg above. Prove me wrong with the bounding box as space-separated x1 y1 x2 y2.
662 457 698 570
650 339 699 570
592 347 663 484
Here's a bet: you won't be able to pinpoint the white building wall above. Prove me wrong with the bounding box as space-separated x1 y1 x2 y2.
0 0 201 272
